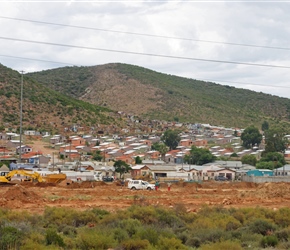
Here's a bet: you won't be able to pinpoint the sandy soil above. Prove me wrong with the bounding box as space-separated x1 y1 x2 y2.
0 181 289 214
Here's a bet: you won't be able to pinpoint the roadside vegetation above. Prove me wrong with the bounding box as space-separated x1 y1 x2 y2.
2 204 290 249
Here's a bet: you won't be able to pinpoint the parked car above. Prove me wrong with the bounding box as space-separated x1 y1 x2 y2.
214 176 228 181
102 176 114 182
128 180 155 190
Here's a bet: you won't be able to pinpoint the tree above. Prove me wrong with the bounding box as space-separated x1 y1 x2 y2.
241 126 262 149
151 142 169 161
161 130 181 150
259 152 285 169
241 154 257 166
135 156 142 164
184 146 216 165
256 161 275 170
92 150 103 161
261 121 269 131
264 127 288 153
114 160 131 179
233 130 238 137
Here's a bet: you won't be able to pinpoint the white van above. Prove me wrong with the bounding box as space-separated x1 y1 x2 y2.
128 180 155 190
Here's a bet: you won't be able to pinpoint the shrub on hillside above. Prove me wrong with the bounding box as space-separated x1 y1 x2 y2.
260 235 278 248
248 219 277 236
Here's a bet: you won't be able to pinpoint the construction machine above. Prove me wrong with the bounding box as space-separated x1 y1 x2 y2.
0 170 67 184
42 173 66 183
0 170 43 183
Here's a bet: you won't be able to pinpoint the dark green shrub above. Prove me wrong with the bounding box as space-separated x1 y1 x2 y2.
118 218 142 237
260 235 278 248
62 225 77 236
0 226 23 249
113 227 129 243
248 219 277 236
45 228 65 247
177 231 189 244
226 221 241 231
194 228 227 244
185 236 201 248
137 226 159 245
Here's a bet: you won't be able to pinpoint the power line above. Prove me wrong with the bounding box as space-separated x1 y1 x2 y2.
0 54 289 90
199 78 290 89
1 15 290 51
0 54 78 66
1 36 290 69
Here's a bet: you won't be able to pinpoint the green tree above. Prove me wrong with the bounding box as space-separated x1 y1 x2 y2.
152 142 169 161
161 130 181 150
241 126 262 149
114 160 131 179
233 130 238 137
241 154 257 166
264 127 288 153
92 150 103 161
258 152 285 170
261 121 269 131
256 161 275 170
135 156 142 164
184 146 216 165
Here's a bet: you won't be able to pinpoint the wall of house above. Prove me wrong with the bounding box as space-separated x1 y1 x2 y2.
242 175 290 183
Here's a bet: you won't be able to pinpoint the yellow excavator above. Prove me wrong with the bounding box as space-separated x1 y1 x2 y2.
0 170 66 184
0 170 43 183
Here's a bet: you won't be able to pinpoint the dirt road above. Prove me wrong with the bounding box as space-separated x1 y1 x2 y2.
0 181 289 214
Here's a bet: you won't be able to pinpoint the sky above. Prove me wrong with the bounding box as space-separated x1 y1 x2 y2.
1 1 290 99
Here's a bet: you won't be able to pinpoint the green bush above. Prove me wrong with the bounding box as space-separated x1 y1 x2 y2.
121 239 151 250
260 235 278 248
76 228 116 250
185 236 201 248
45 228 65 247
157 236 187 250
118 218 142 237
0 226 24 249
274 207 290 227
248 219 277 236
137 226 160 246
113 227 129 243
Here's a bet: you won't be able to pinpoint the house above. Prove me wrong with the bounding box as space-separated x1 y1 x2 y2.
147 165 178 179
179 139 193 147
130 165 151 178
275 165 290 176
246 169 274 177
16 145 32 155
28 155 50 166
192 139 207 147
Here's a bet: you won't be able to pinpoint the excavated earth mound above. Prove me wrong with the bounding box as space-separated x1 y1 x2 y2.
2 184 40 202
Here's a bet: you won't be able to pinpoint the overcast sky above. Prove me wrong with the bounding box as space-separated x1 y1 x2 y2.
1 1 290 99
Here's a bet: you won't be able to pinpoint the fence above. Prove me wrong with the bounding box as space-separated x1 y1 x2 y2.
242 175 290 183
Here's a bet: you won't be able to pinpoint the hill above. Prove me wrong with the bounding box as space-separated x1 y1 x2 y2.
0 64 120 133
27 63 290 129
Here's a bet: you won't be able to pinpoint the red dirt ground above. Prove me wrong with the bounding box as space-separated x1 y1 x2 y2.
0 181 289 214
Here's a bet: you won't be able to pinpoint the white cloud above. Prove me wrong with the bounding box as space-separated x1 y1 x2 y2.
0 1 290 98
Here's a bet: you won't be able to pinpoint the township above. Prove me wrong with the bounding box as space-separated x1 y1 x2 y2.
1 123 290 184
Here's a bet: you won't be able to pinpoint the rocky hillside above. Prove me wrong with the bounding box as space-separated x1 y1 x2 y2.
27 63 290 129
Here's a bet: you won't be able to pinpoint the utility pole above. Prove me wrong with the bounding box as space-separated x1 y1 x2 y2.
19 71 24 164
